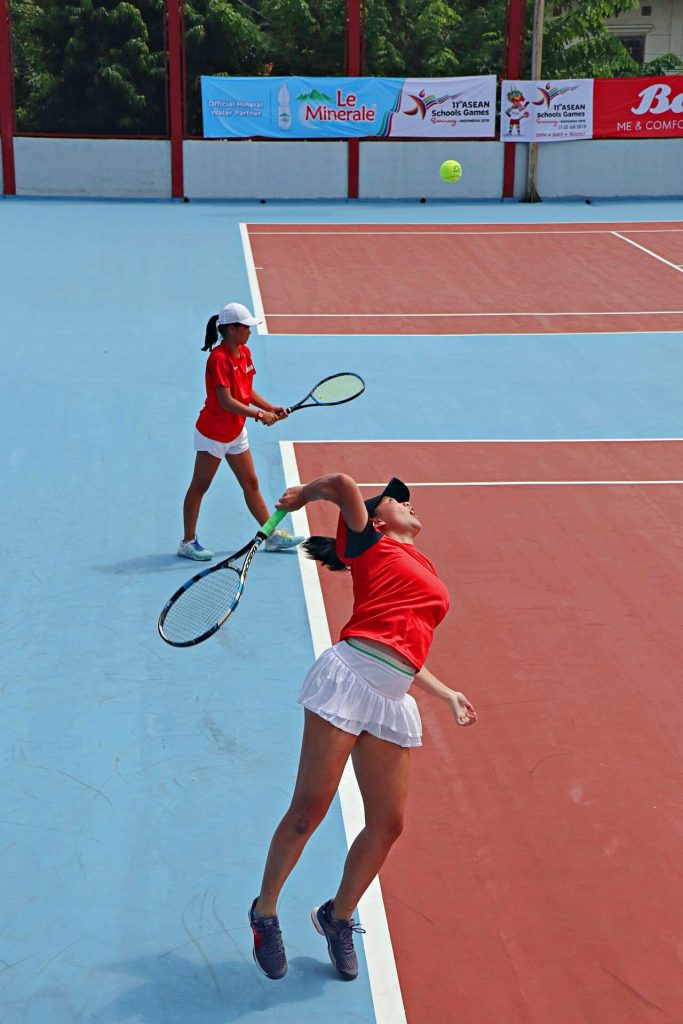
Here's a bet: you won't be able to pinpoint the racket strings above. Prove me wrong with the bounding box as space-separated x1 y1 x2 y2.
161 564 242 644
311 373 364 404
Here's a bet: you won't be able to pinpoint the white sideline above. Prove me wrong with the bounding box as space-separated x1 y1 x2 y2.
240 223 268 334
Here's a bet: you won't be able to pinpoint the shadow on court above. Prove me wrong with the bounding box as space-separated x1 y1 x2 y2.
94 554 195 575
96 953 340 1023
94 548 301 577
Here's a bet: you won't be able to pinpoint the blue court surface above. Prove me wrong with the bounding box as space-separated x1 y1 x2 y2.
2 196 683 1024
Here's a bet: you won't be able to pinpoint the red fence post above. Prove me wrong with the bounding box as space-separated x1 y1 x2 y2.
345 0 364 199
166 0 185 199
502 0 527 199
0 0 16 195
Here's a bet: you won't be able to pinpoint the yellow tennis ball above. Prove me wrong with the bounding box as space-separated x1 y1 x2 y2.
440 159 462 183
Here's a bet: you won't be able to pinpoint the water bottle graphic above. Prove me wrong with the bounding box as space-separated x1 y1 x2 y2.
277 83 292 131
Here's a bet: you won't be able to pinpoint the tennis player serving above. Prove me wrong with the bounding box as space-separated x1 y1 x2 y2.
249 472 476 982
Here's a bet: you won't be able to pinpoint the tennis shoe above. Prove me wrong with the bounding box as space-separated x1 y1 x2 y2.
311 899 365 980
264 529 304 552
249 899 287 980
177 536 213 561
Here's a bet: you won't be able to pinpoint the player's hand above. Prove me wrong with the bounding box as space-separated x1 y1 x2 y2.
259 410 278 426
449 692 477 727
276 485 305 511
271 405 289 420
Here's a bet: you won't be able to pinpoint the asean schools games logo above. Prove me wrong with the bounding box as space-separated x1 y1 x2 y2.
403 88 463 121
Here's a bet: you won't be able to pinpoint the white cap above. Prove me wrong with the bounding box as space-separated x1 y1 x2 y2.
217 302 260 327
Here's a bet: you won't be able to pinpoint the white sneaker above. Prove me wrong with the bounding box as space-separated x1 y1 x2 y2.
264 529 304 552
177 535 214 561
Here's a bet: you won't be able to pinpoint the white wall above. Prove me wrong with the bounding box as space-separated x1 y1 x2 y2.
183 139 347 199
7 136 683 200
14 138 171 198
533 138 683 198
359 141 503 199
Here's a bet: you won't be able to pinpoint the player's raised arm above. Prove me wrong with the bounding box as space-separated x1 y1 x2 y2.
276 473 368 532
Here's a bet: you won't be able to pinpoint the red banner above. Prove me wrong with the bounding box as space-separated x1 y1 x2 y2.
593 75 683 138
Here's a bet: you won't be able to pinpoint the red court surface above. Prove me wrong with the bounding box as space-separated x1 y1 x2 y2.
247 222 683 335
294 440 683 1024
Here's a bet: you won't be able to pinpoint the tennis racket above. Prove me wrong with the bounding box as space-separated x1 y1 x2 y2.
158 508 287 647
285 372 365 414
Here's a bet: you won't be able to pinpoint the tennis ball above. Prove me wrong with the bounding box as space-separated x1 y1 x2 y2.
440 159 462 183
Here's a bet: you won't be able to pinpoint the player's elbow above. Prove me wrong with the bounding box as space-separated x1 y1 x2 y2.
305 473 361 511
325 473 358 502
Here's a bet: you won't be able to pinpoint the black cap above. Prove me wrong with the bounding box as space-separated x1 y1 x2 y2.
365 477 410 517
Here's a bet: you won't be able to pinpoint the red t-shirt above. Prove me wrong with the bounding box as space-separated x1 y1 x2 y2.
336 516 450 670
195 344 256 443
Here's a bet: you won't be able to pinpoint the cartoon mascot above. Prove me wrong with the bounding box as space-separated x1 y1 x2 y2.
505 87 530 135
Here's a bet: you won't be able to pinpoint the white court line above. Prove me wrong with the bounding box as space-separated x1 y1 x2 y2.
612 231 683 275
354 479 683 487
266 310 683 318
279 441 407 1024
292 437 683 443
268 329 683 338
239 222 268 334
248 227 683 236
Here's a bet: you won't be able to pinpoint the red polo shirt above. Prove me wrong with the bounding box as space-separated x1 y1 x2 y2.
196 343 255 443
336 516 450 670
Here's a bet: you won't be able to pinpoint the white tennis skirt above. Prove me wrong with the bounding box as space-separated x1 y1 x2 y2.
297 639 422 748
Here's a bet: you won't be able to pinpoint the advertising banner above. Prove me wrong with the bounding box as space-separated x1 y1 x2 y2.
501 80 593 141
201 75 497 139
593 75 683 138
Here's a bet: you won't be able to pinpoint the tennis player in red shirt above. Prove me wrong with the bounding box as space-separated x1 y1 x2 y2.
248 472 476 981
178 302 303 560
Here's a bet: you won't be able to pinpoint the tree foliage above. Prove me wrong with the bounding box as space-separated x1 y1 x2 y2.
8 0 682 135
542 0 646 78
13 0 166 133
260 0 345 75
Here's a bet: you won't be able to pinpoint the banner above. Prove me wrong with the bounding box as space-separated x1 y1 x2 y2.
593 75 683 138
201 76 497 139
501 80 593 141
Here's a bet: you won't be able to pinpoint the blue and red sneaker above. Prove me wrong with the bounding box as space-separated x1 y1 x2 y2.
249 898 287 980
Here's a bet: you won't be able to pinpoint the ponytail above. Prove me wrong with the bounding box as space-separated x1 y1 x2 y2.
302 536 349 572
202 314 220 351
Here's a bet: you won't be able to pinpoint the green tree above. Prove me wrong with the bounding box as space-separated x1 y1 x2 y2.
12 0 166 134
258 0 345 76
360 0 464 77
9 0 681 137
184 0 267 133
364 0 681 80
541 0 682 78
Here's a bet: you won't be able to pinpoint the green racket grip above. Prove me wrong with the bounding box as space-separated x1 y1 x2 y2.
258 507 288 539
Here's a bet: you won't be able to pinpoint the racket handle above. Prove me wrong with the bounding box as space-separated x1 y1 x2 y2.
258 507 288 539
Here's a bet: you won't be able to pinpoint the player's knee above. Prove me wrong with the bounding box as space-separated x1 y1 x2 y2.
239 474 261 496
188 480 211 498
375 812 405 844
289 801 327 837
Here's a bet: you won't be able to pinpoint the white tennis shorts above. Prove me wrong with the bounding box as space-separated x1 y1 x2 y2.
194 426 249 459
297 639 422 748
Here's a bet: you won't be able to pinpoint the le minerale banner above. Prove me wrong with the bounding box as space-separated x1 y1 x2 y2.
201 76 497 139
501 76 683 141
